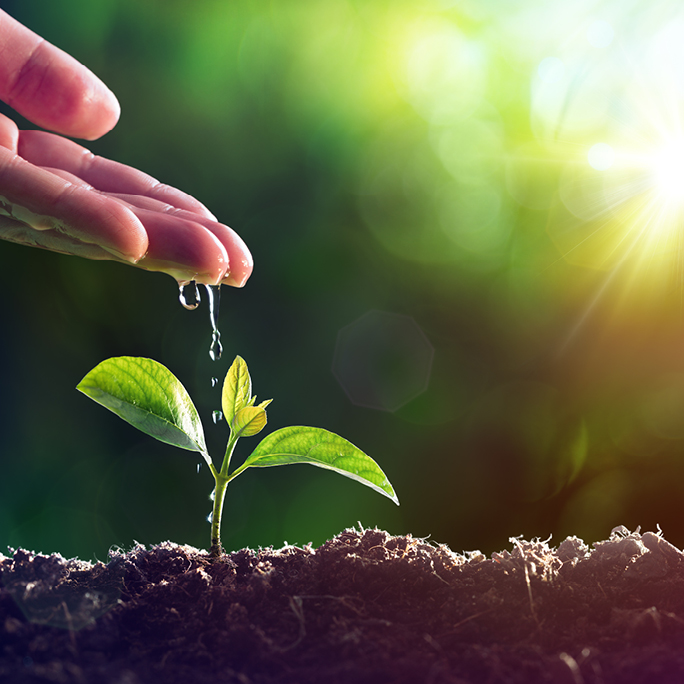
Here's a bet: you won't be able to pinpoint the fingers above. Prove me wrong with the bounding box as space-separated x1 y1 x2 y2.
0 10 119 140
0 146 148 261
17 130 254 286
130 210 229 285
0 153 253 285
110 193 254 286
3 131 253 287
18 130 216 219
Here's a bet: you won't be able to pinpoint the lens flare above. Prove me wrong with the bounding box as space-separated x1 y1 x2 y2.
587 143 615 171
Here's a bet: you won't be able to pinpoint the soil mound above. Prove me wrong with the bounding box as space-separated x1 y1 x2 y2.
2 526 684 683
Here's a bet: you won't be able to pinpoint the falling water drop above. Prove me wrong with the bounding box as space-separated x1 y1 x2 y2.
211 377 219 388
212 410 223 424
210 332 222 361
178 281 201 310
197 463 202 475
205 284 223 361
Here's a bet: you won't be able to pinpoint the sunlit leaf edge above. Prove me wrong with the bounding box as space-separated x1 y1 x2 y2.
242 426 399 505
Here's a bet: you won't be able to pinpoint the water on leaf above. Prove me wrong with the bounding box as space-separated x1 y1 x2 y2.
204 284 223 361
212 410 223 424
178 281 201 310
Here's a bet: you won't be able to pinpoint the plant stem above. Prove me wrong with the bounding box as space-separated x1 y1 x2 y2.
220 431 240 477
209 474 229 558
208 429 240 558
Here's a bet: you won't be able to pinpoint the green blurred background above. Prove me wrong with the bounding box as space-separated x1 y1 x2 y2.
3 0 684 561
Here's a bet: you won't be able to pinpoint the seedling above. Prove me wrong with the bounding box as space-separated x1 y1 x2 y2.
77 356 398 557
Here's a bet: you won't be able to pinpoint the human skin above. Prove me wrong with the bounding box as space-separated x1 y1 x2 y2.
0 9 252 287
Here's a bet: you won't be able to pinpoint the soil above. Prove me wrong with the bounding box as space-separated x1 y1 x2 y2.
2 527 684 684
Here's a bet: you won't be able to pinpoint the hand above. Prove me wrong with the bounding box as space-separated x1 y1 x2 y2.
0 10 252 287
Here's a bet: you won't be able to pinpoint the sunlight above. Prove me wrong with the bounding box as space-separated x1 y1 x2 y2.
651 141 684 205
521 4 684 287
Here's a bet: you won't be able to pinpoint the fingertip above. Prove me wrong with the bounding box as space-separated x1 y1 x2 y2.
185 219 252 287
80 83 120 140
60 66 121 140
222 248 253 287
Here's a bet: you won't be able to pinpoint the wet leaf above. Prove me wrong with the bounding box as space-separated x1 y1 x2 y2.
232 406 268 437
222 356 252 426
242 427 398 504
77 357 209 461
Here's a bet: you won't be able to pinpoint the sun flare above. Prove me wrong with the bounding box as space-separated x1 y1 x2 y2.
523 7 684 291
651 141 684 205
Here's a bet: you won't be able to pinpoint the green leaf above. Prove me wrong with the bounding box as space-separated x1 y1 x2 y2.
222 356 252 426
232 406 268 437
241 427 398 504
77 357 209 462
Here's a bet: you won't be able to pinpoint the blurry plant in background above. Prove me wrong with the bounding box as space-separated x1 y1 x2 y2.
3 0 684 559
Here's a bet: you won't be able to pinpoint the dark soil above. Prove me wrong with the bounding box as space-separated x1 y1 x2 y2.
2 526 684 683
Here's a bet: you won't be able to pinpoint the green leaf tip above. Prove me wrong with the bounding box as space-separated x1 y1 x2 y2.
242 426 399 505
222 356 253 426
77 356 209 463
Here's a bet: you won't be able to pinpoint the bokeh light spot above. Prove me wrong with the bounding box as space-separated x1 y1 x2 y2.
332 310 434 412
403 21 485 125
438 183 504 254
587 20 614 49
587 143 615 171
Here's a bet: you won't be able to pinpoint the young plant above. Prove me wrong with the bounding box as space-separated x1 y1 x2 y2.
77 356 398 557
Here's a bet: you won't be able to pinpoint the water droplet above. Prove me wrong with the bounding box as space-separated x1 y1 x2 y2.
206 512 213 523
211 377 219 388
209 333 222 362
210 488 216 501
212 410 223 424
178 281 201 310
205 284 223 361
196 463 202 474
